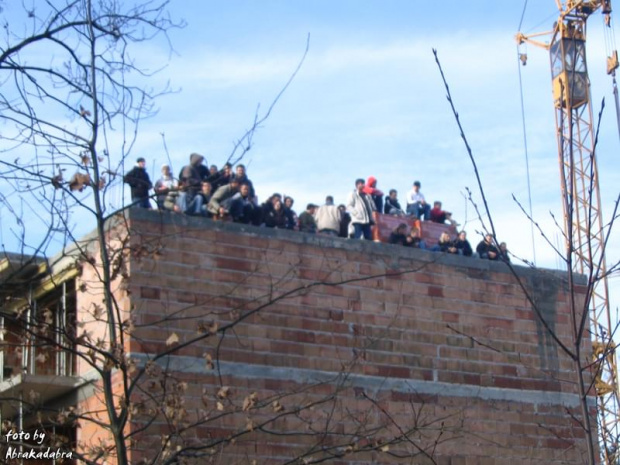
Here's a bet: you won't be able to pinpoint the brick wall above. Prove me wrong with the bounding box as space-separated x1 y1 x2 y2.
117 209 594 464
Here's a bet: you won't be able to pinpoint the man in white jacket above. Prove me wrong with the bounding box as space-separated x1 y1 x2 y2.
347 179 376 240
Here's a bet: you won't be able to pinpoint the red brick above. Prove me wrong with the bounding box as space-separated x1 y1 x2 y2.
140 286 160 300
71 215 597 464
428 285 444 298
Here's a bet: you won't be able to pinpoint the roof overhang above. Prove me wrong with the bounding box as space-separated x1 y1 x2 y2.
0 373 81 420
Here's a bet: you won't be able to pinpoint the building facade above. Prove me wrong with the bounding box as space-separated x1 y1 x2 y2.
0 209 596 464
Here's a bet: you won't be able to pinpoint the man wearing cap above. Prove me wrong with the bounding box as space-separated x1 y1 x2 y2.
124 157 153 208
406 181 430 220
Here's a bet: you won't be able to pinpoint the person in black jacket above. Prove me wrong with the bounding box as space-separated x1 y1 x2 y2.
499 242 510 262
454 231 473 257
232 164 256 202
389 223 408 246
338 204 351 238
124 157 152 208
384 189 404 215
476 234 499 260
209 163 232 191
434 232 457 254
283 196 298 230
264 198 289 228
405 226 427 249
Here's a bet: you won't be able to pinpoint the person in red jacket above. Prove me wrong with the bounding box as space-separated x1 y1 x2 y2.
430 201 450 224
363 176 384 213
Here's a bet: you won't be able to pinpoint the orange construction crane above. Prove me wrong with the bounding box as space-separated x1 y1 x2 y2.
517 1 618 462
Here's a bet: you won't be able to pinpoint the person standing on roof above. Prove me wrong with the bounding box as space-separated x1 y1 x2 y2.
347 178 376 240
154 164 177 210
315 196 342 236
124 157 153 208
363 176 384 213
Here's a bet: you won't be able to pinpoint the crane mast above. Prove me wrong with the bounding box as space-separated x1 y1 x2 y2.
517 1 618 462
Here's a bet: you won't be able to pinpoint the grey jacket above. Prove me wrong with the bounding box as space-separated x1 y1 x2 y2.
346 190 376 225
207 184 237 215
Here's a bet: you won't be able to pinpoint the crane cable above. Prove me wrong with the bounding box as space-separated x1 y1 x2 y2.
600 7 620 144
516 0 537 265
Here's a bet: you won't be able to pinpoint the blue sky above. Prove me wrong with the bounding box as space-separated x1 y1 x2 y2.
135 1 618 266
141 0 620 308
1 1 619 304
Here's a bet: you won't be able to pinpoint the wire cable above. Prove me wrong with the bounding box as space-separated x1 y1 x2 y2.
517 0 529 31
516 0 537 265
600 7 620 145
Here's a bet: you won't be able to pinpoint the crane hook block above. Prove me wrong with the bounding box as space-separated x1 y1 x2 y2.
607 50 619 74
602 0 612 15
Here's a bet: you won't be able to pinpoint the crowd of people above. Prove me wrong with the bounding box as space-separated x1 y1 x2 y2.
123 154 510 262
386 227 510 262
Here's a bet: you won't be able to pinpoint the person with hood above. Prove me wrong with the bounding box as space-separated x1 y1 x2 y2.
124 157 153 208
177 153 207 213
363 176 384 213
347 178 376 240
153 164 177 210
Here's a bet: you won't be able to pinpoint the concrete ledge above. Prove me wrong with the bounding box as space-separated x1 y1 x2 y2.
124 207 581 285
131 353 591 409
